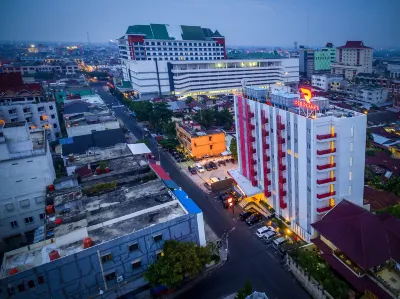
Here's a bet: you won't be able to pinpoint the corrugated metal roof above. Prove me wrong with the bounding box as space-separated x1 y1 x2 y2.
173 189 201 214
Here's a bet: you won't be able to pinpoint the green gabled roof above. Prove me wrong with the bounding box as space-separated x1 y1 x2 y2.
227 51 282 60
181 25 207 41
213 30 223 37
150 24 173 40
126 25 154 38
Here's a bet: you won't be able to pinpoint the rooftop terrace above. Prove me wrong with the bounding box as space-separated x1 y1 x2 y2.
1 179 186 278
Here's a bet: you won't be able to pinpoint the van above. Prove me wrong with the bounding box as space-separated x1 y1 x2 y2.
195 163 205 173
255 226 269 238
263 230 278 242
210 177 220 183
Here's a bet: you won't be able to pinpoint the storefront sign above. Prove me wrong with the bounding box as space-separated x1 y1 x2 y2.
294 100 319 110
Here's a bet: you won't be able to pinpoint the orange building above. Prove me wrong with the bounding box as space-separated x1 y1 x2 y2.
176 121 226 159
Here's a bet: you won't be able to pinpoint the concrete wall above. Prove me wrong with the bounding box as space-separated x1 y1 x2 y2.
0 213 201 299
66 121 120 137
0 145 55 239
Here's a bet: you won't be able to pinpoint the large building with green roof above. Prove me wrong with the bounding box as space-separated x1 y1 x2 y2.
118 24 226 62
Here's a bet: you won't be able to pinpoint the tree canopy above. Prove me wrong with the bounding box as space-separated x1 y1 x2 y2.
145 240 212 288
230 138 238 161
235 280 253 299
193 108 233 130
377 203 400 219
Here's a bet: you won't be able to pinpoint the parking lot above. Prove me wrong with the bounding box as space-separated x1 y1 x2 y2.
173 156 238 193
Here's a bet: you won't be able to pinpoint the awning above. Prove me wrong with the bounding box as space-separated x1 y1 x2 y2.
163 179 179 190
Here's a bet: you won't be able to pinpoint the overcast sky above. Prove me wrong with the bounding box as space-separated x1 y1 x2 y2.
1 0 399 47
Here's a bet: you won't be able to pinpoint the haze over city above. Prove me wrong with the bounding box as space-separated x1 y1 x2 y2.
1 0 400 47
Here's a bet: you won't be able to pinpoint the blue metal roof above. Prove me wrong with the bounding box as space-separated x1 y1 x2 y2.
163 179 179 190
173 189 202 214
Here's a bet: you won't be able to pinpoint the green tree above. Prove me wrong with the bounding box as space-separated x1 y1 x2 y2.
150 102 173 133
145 240 211 288
193 109 214 129
215 108 233 129
235 280 253 299
131 101 153 122
230 138 238 161
158 138 179 150
164 121 177 138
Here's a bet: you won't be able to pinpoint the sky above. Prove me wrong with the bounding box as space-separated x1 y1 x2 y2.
1 0 399 48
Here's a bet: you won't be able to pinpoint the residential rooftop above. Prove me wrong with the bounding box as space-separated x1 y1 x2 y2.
0 180 186 278
177 121 224 138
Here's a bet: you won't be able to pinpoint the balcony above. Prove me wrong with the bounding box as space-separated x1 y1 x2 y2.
263 144 270 150
264 168 271 174
250 137 255 142
263 156 270 162
279 177 287 184
280 200 287 209
317 148 336 155
317 205 334 214
264 179 271 186
253 171 258 176
249 112 255 118
280 190 287 196
277 123 286 130
317 163 336 171
251 159 257 165
264 191 272 197
261 117 268 124
278 137 286 144
279 165 286 171
317 191 336 199
278 151 286 158
317 177 336 185
317 133 337 141
251 179 257 187
262 131 269 137
252 148 256 154
249 124 255 130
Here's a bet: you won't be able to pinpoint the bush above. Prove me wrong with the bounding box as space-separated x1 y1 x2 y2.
83 181 117 195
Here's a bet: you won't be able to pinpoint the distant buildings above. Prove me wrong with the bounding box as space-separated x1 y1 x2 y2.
176 121 226 159
118 24 299 99
387 63 400 79
331 41 373 79
0 144 206 299
231 86 366 241
0 73 61 141
299 43 336 78
311 74 344 92
0 122 55 242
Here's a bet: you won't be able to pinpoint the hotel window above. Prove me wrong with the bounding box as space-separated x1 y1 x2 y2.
132 259 142 269
101 253 113 263
129 242 139 252
349 157 353 166
10 220 18 228
349 185 352 194
28 280 35 289
25 216 34 224
349 172 352 181
153 233 163 242
105 272 116 281
350 142 354 151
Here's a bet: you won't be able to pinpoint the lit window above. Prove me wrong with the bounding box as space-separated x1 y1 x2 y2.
349 172 352 180
287 149 292 155
350 142 354 151
40 115 48 121
349 157 353 166
156 250 163 260
101 253 113 263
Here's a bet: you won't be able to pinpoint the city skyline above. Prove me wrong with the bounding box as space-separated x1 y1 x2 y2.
1 0 400 47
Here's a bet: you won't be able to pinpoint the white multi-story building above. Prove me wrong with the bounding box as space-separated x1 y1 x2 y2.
119 24 299 99
0 74 61 141
311 74 344 91
232 86 366 242
0 122 55 242
331 41 373 80
387 63 400 79
122 58 299 99
2 63 79 75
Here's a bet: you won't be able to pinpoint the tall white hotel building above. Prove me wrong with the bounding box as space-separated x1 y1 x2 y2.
232 86 366 241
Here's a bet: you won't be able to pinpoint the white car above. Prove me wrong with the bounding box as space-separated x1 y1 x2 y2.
255 226 270 238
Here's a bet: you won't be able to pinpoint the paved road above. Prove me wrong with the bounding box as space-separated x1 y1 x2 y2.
95 86 310 299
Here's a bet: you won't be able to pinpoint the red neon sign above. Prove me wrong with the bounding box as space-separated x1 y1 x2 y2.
300 87 312 103
294 100 319 110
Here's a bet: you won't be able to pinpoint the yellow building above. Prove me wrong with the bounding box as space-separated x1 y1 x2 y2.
176 122 226 159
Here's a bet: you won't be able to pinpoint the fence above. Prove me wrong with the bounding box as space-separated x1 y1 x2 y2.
287 256 334 299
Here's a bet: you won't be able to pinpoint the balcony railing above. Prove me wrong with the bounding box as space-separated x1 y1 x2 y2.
252 148 256 154
317 177 336 185
251 159 257 165
279 165 286 171
263 144 270 150
264 179 271 186
251 179 257 187
317 133 337 140
278 137 286 144
280 190 287 196
317 163 336 170
249 112 255 118
317 205 334 213
250 137 255 142
264 191 272 197
280 200 287 209
265 168 271 174
280 177 287 184
317 191 336 199
277 123 286 130
261 117 268 124
263 156 270 162
262 131 270 137
249 124 255 130
317 148 336 155
278 151 286 158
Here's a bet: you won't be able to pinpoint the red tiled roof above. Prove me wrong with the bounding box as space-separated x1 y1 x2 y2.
149 162 171 180
337 41 372 49
321 253 393 299
363 186 400 211
368 126 399 139
311 200 400 269
0 73 41 94
75 165 92 178
365 151 400 174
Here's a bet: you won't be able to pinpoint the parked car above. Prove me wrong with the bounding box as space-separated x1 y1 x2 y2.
255 226 270 238
210 177 220 183
272 236 287 249
195 163 205 173
204 163 212 171
263 230 278 242
209 161 218 170
239 210 255 221
246 213 262 226
188 166 197 174
203 182 212 191
218 160 226 166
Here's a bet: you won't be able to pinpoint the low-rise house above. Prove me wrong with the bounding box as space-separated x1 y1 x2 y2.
312 200 400 299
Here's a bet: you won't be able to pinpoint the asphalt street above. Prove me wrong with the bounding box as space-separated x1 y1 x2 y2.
95 86 310 299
